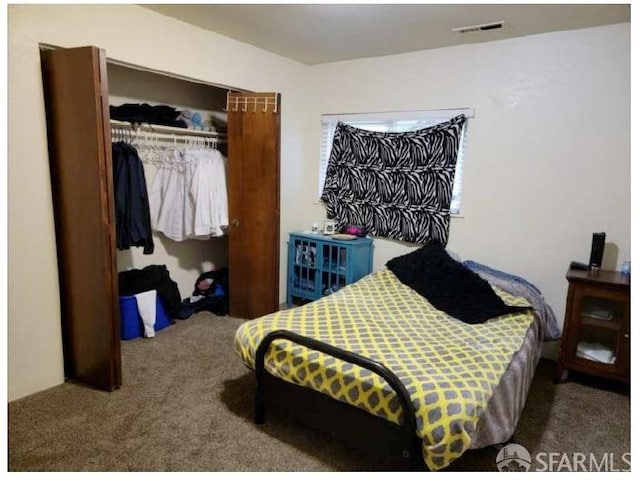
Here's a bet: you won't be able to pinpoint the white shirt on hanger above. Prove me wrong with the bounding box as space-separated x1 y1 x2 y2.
149 148 188 241
191 149 228 238
148 146 228 242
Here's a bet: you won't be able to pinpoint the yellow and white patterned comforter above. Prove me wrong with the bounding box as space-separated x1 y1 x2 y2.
234 269 534 470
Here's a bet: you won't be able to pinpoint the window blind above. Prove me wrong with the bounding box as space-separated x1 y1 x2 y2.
318 109 472 215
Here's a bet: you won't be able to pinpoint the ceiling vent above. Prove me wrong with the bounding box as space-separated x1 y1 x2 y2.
451 21 505 34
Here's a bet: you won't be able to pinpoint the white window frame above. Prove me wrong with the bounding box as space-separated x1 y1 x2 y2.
318 108 474 215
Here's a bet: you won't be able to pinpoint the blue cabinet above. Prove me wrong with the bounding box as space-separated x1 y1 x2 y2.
287 231 373 306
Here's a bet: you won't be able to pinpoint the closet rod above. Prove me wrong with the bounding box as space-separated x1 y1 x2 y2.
109 119 227 139
111 131 227 145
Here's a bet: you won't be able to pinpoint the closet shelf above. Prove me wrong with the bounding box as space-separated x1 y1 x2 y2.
110 119 227 139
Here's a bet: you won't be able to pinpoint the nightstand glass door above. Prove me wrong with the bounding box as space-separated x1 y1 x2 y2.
291 238 319 298
321 243 348 296
571 294 626 369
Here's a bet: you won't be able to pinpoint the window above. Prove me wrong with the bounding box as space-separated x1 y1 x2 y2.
318 109 473 215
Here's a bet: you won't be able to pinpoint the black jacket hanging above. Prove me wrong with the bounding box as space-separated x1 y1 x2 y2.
112 141 154 254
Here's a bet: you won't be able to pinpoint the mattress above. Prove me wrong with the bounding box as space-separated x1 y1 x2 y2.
469 315 542 449
235 268 537 470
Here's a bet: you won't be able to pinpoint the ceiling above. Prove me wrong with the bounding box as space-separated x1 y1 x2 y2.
143 4 630 65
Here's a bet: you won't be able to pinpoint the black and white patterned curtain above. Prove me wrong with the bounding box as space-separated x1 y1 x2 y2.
321 115 466 245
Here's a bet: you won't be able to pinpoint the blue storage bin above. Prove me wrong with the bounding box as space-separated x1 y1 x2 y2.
119 294 172 340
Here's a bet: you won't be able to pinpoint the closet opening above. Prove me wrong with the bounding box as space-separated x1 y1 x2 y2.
107 62 232 331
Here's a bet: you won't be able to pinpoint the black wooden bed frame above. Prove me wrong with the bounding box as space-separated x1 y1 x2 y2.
254 329 425 470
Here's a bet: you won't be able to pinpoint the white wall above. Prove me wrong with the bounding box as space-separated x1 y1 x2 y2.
300 23 630 357
7 4 309 401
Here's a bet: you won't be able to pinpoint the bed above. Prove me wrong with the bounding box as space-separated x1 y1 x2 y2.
234 256 550 470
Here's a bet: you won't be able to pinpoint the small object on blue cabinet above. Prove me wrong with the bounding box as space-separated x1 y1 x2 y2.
323 220 336 235
342 224 367 237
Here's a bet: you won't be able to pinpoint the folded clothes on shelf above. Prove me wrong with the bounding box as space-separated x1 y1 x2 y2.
576 341 616 364
110 103 188 128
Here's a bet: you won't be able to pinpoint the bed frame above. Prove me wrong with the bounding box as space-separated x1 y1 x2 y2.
254 329 425 470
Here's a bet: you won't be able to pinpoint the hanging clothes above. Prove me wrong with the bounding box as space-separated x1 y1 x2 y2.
147 146 228 241
112 141 154 254
147 148 189 242
191 149 229 239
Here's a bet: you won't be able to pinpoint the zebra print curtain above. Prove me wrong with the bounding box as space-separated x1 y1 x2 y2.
321 115 466 245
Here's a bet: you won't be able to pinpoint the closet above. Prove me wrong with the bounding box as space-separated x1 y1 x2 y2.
40 46 281 392
108 62 230 300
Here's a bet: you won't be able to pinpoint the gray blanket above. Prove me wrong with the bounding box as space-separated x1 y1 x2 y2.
463 260 561 341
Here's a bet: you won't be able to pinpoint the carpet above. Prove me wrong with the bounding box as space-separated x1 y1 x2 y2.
8 312 630 471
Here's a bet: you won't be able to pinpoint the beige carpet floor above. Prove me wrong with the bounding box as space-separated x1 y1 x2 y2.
8 312 630 471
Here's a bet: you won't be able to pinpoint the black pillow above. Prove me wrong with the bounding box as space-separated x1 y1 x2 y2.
386 243 529 324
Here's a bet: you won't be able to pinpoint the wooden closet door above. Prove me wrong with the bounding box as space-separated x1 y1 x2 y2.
227 92 281 319
41 46 121 391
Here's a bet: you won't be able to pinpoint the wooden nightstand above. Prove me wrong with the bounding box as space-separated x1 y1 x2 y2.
555 268 630 384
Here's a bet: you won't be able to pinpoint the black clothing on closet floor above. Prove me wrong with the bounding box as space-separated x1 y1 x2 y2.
177 268 230 319
119 265 181 319
112 141 154 254
193 268 229 298
110 103 187 128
